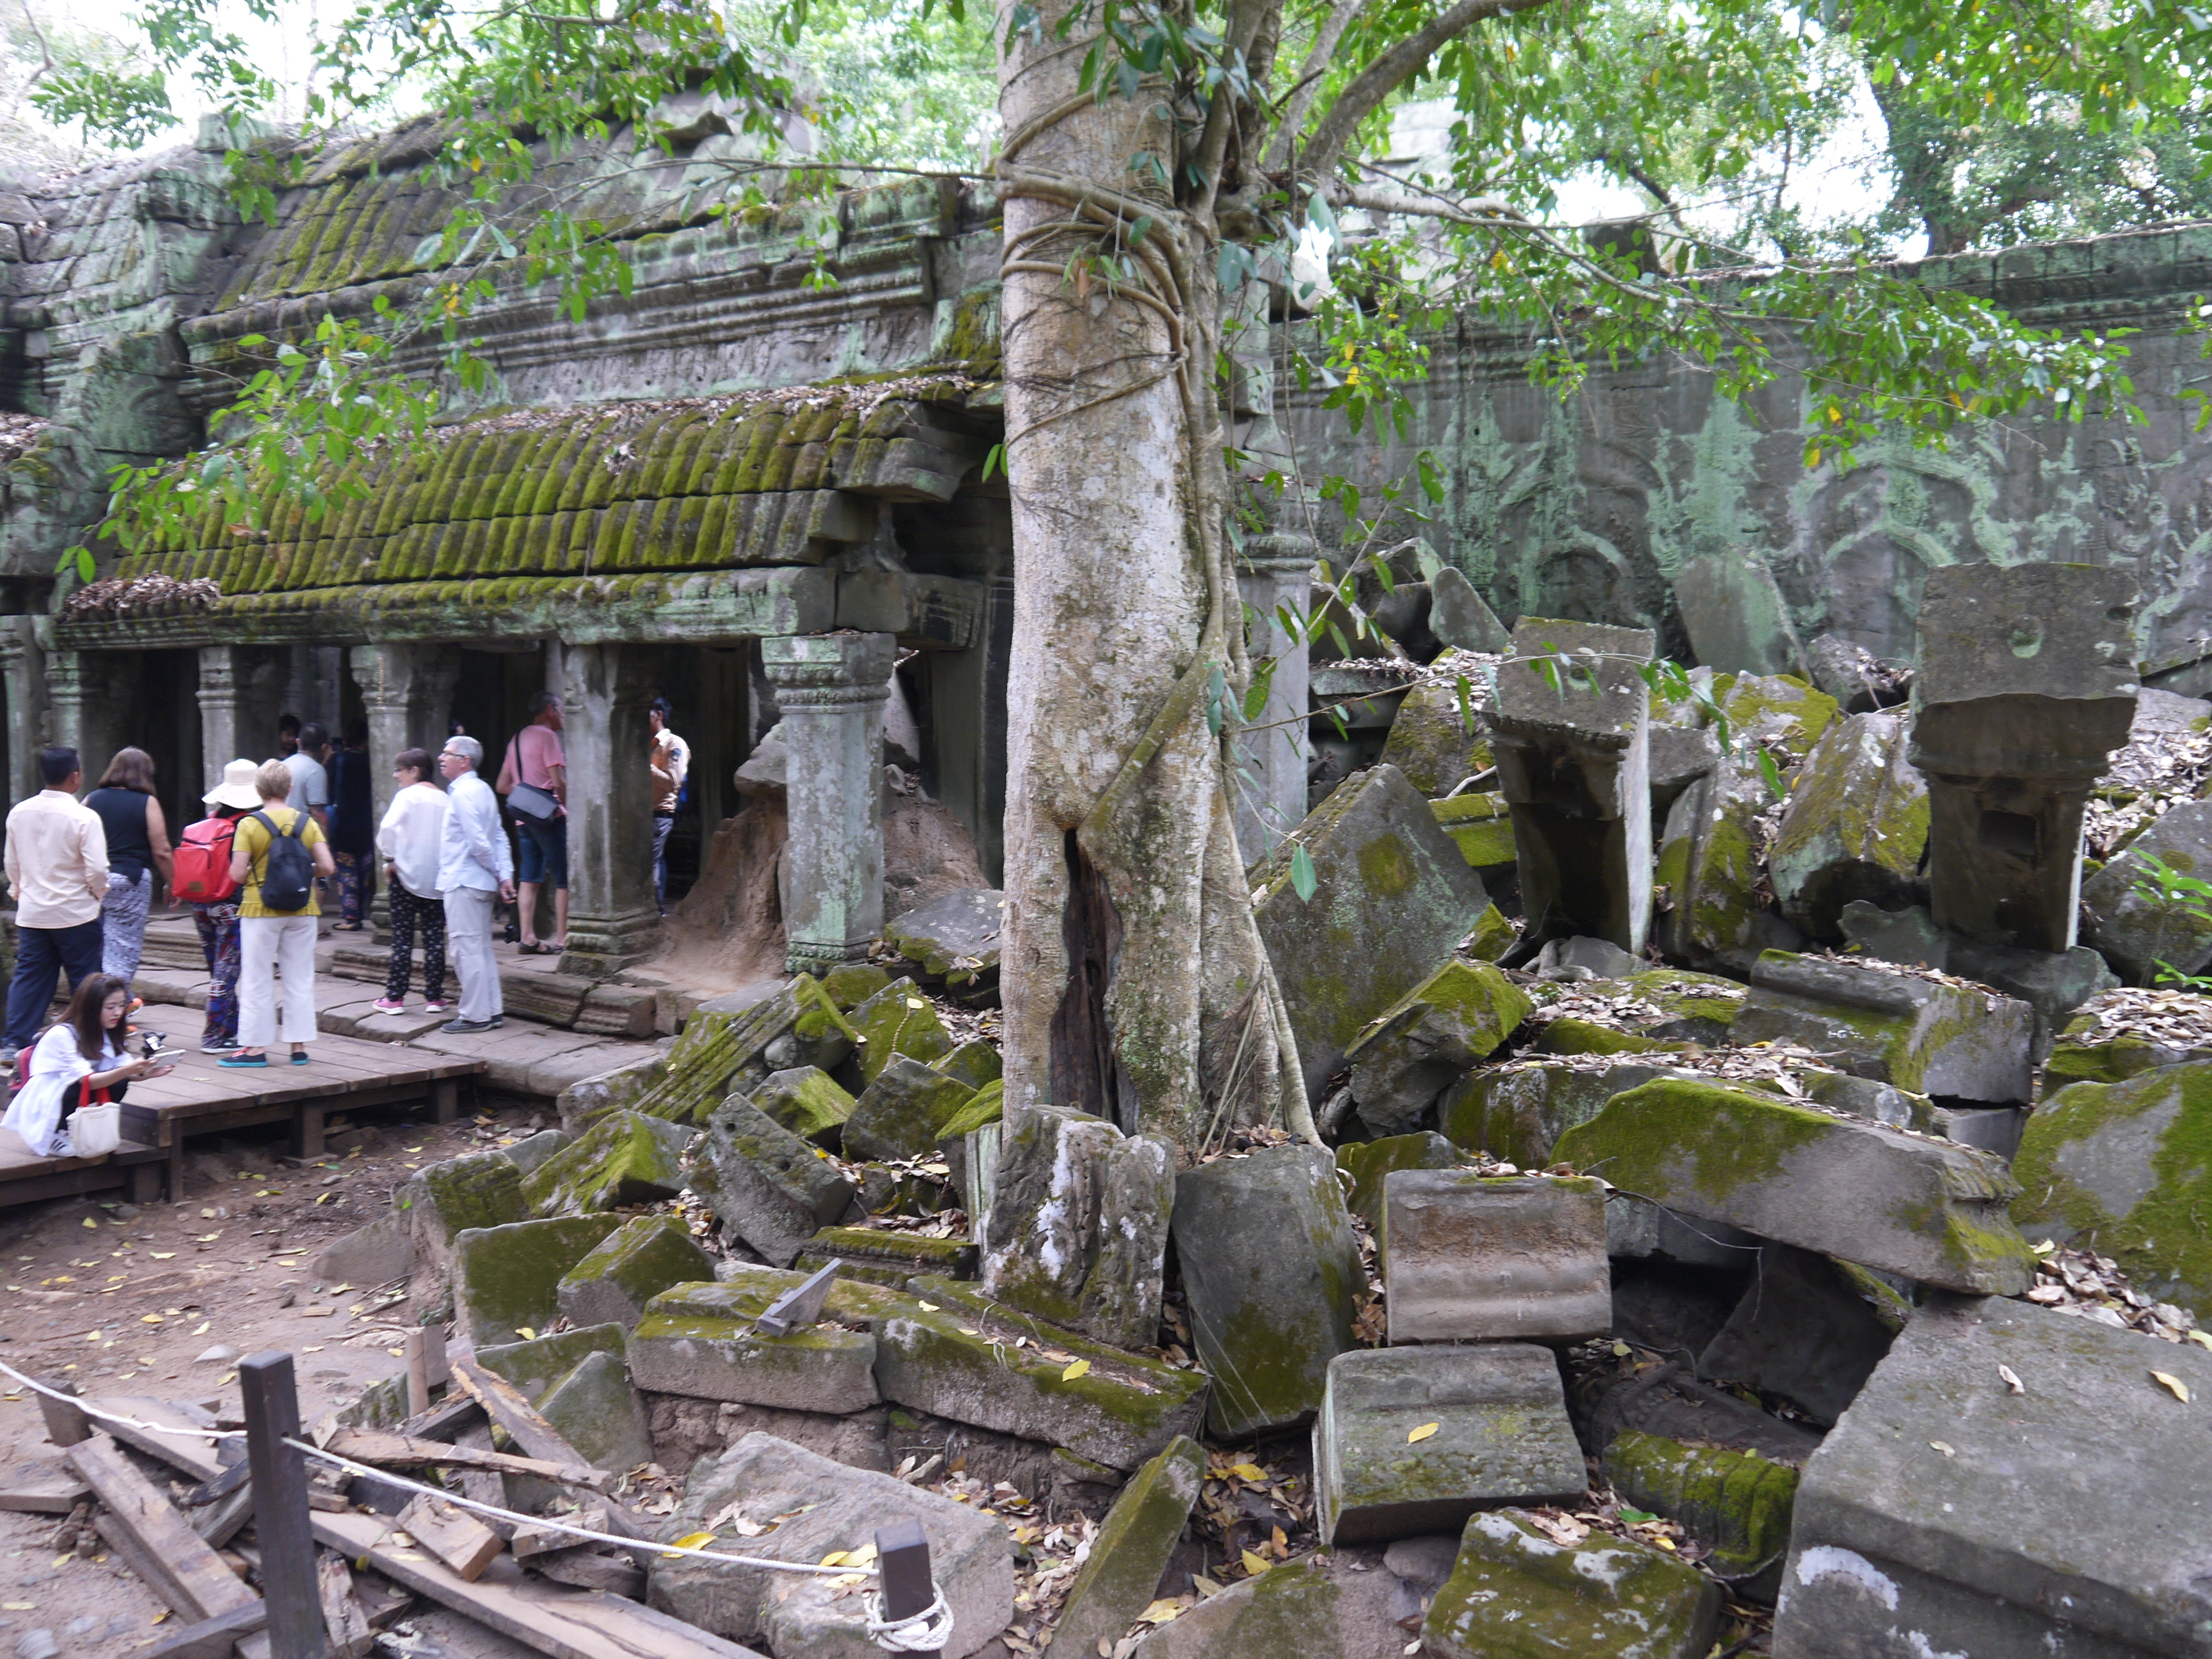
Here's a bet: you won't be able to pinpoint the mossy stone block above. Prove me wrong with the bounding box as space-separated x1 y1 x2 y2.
688 1092 859 1267
556 1213 716 1330
820 961 891 1010
843 1057 977 1162
1553 1077 2036 1294
884 888 1004 988
2043 990 2212 1089
1600 1431 1797 1578
1623 969 1747 1042
1655 757 1781 970
476 1322 627 1401
1768 711 1928 940
2013 1060 2212 1313
536 1348 653 1472
753 1066 855 1144
1345 961 1533 1135
398 1149 528 1265
1041 1436 1204 1659
1719 671 1838 759
626 1282 884 1413
1464 904 1519 961
1382 661 1495 796
503 1128 572 1176
795 1225 978 1285
1337 1130 1460 1231
451 1214 624 1345
1423 1508 1721 1659
937 1077 1003 1140
521 1108 693 1216
938 1039 1003 1092
1535 1018 1679 1057
1430 791 1517 867
846 978 956 1086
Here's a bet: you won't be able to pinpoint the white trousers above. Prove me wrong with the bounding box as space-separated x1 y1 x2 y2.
443 886 502 1023
239 914 319 1047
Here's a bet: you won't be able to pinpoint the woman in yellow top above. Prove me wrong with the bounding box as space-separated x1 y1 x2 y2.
222 760 336 1068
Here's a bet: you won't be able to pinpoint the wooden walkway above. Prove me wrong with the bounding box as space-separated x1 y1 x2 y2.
0 1003 487 1208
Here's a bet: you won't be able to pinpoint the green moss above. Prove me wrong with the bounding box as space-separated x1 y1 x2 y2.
521 1109 691 1215
1337 1131 1461 1228
753 1067 856 1144
1356 832 1417 899
1536 1019 1680 1057
937 1077 1003 1139
1552 1078 1834 1200
1465 904 1518 961
820 962 891 1010
476 1321 627 1400
845 978 955 1085
451 1214 625 1345
1600 1431 1798 1574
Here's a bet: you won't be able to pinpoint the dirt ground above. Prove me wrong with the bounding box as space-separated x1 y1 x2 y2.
0 1094 555 1659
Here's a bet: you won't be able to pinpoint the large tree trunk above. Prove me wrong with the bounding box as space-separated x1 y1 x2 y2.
995 0 1309 1155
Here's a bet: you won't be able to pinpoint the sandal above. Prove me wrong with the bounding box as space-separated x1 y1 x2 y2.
517 941 544 955
219 1053 269 1068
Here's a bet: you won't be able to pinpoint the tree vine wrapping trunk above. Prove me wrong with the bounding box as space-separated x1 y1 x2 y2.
994 0 1311 1156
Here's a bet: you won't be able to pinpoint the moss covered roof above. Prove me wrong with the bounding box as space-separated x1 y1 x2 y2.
114 379 991 597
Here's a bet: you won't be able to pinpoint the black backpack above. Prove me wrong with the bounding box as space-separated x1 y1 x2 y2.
252 810 314 912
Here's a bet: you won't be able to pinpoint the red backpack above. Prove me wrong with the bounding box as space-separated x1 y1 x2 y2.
173 815 241 902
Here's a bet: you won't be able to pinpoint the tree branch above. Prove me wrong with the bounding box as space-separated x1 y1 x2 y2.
1297 0 1556 189
1260 0 1368 173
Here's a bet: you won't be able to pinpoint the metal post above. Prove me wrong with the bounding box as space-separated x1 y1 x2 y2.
875 1517 941 1655
240 1352 327 1659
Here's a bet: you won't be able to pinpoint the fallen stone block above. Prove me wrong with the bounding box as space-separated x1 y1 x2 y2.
629 1273 886 1412
555 1213 716 1331
1428 790 1515 869
1126 1554 1404 1659
650 1431 1013 1658
1676 547 1805 679
795 1226 977 1286
686 1092 860 1267
1425 1507 1720 1658
1574 1359 1824 1467
1171 1144 1361 1437
878 1275 1210 1470
1315 1345 1585 1546
1439 1059 1698 1167
846 977 956 1086
1552 1078 2037 1294
2013 1060 2212 1314
1804 633 1906 712
1464 902 1519 960
312 1209 415 1288
1655 755 1803 970
502 1127 572 1175
2083 796 2212 983
1837 899 2119 1052
1695 1245 1906 1425
1039 1436 1204 1659
627 975 859 1129
555 1050 669 1138
1345 961 1533 1135
1599 1430 1798 1583
938 1039 1003 1091
1731 950 2034 1102
395 1149 528 1275
1772 1295 2212 1659
476 1323 627 1401
1648 703 1723 819
752 1066 855 1144
1532 933 1640 981
1378 650 1494 796
841 1056 978 1163
1768 711 1928 940
1337 1131 1459 1231
520 1109 694 1217
1383 1171 1608 1345
1491 617 1655 952
538 1349 653 1472
1251 763 1493 1100
820 962 891 1009
1796 1066 1935 1132
2043 987 2212 1087
979 1105 1173 1350
1721 671 1838 759
450 1214 624 1345
1430 565 1511 654
1932 1104 2026 1159
885 887 1003 992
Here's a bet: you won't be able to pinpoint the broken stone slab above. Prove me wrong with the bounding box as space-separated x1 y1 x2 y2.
1648 719 1724 820
395 1149 529 1275
2043 988 2212 1088
820 962 892 1010
2083 796 2212 984
1552 1078 2038 1294
537 1348 653 1472
2014 1061 2212 1314
1126 1553 1405 1659
845 977 956 1087
1931 1104 2027 1159
1695 1245 1906 1426
1598 1430 1799 1583
937 1039 1002 1092
1837 899 2119 1053
1654 755 1804 971
1720 672 1838 759
686 1092 860 1268
1912 561 2140 953
1430 565 1511 654
1428 790 1515 869
978 1105 1173 1351
1464 902 1519 960
1439 1060 1700 1167
1344 961 1533 1135
795 1227 978 1287
628 1273 885 1412
312 1208 415 1288
1171 1143 1362 1437
1731 950 2034 1102
556 1213 716 1331
1337 1131 1459 1232
1378 651 1495 797
1491 617 1655 952
555 1050 670 1139
751 1066 855 1144
1423 1507 1721 1659
1574 1359 1824 1468
520 1109 695 1216
1796 1067 1935 1133
884 888 1003 990
650 1431 1013 1659
1771 1295 2212 1659
1676 547 1806 679
502 1127 572 1175
1252 763 1493 1100
1804 633 1907 713
1383 1172 1609 1345
1533 1019 1681 1058
1037 1436 1204 1659
621 975 860 1131
1315 1344 1587 1546
476 1323 627 1401
840 1056 977 1163
1606 1195 1761 1270
1532 934 1640 982
879 1275 1211 1470
1768 712 1928 940
450 1214 624 1346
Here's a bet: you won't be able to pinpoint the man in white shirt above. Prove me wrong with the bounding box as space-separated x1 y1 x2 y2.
435 735 515 1034
3 747 109 1058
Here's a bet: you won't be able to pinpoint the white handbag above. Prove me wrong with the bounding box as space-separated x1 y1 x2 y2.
69 1102 121 1159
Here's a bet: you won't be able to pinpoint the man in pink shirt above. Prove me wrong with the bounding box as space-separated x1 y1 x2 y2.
497 689 568 953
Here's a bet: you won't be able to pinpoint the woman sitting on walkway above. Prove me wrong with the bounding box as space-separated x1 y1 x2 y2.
223 760 335 1068
85 747 174 988
1 973 161 1156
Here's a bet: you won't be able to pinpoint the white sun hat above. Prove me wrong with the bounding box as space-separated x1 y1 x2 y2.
202 758 263 811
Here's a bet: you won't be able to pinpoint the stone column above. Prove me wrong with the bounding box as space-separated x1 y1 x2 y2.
349 643 459 838
46 649 131 787
762 632 895 975
1235 528 1316 863
199 645 288 792
0 619 43 805
557 641 662 975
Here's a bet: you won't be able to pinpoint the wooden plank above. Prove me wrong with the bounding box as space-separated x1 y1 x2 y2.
317 1551 374 1659
0 1455 88 1512
395 1393 484 1444
84 1397 227 1482
191 1480 255 1549
325 1429 614 1493
68 1433 260 1620
396 1491 504 1582
450 1357 589 1469
142 1601 268 1659
310 1509 769 1659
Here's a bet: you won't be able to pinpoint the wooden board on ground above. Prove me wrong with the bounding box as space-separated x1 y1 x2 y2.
312 1509 770 1659
450 1357 591 1469
397 1491 505 1582
84 1396 229 1482
0 1454 88 1511
327 1428 613 1492
142 1602 268 1659
318 1551 375 1658
67 1433 260 1621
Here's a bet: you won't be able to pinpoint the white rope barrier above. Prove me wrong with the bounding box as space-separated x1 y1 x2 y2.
0 1357 241 1439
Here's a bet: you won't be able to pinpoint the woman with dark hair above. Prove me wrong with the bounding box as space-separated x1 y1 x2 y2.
86 747 174 987
328 718 376 930
374 747 450 1014
1 973 162 1156
177 758 261 1053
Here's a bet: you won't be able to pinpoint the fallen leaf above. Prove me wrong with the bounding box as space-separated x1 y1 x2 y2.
2 1602 34 1610
663 1532 717 1558
2190 1331 2212 1351
1191 1574 1223 1597
918 1301 939 1311
516 1327 537 1341
958 1326 981 1336
818 1550 850 1568
1997 1364 2025 1395
1227 1462 1265 1483
1061 1359 1091 1382
1240 1550 1270 1576
847 1543 878 1567
2153 1370 2192 1402
81 1217 96 1229
140 1314 161 1324
1137 1599 1183 1625
1929 1441 1956 1457
149 1253 175 1260
1407 1422 1439 1444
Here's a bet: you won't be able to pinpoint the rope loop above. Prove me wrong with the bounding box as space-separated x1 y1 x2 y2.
864 1584 955 1653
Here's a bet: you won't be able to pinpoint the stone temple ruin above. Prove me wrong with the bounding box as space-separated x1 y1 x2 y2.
8 116 2212 1659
